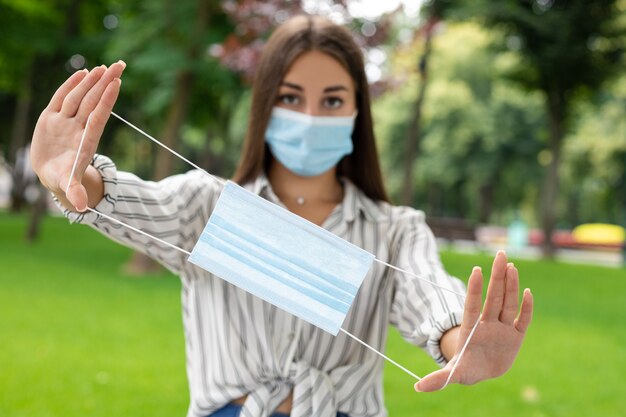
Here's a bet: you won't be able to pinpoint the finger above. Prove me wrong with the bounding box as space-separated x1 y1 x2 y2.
499 263 519 325
514 288 533 334
461 267 483 329
60 65 107 117
481 250 508 320
75 61 126 122
86 78 122 142
47 69 88 112
414 367 453 392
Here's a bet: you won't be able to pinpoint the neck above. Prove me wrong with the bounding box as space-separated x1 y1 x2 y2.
268 160 343 204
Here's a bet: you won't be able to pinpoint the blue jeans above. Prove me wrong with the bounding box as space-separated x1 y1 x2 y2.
209 403 349 417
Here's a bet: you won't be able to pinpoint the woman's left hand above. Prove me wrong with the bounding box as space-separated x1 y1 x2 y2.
415 250 534 392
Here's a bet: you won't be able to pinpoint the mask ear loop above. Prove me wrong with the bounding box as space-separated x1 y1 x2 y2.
66 110 482 387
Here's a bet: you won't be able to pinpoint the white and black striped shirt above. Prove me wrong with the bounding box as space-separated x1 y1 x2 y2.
61 154 466 417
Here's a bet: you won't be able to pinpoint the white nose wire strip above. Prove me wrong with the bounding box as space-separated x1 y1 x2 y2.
66 111 481 384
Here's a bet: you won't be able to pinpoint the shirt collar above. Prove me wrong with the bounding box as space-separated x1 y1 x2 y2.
245 173 383 223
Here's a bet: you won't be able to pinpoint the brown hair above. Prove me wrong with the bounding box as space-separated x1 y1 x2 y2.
232 14 389 202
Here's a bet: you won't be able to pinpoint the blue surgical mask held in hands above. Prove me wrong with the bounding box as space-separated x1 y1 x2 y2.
265 107 356 176
188 181 375 335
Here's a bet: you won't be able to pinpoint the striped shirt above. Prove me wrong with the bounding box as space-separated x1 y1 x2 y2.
61 154 466 417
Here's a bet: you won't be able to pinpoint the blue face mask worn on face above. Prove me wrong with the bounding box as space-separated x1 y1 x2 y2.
265 107 356 177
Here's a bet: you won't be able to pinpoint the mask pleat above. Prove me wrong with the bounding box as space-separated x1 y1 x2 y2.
189 181 375 335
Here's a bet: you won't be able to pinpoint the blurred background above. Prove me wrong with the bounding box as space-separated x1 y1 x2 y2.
1 0 625 261
0 0 625 416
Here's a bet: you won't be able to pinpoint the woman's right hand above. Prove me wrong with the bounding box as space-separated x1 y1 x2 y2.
31 61 126 212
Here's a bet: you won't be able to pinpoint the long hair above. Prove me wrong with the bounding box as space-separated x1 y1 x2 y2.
232 14 389 202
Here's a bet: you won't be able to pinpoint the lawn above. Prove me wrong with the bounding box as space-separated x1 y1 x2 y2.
1 213 625 417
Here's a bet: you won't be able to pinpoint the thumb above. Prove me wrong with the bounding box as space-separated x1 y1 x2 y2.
61 175 89 212
414 367 453 392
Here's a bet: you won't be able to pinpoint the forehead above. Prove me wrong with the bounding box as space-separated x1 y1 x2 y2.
282 50 353 89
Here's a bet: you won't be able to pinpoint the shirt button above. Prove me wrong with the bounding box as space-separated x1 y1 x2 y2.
288 332 295 340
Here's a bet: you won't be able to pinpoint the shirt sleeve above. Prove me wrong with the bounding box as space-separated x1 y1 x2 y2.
389 207 467 366
55 154 223 274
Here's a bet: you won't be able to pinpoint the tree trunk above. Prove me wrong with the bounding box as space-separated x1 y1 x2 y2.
401 32 432 206
200 127 225 178
540 90 565 258
565 191 579 228
8 63 34 213
478 183 494 224
20 0 81 235
152 0 210 180
427 182 443 217
152 71 195 180
26 183 48 242
126 0 211 275
123 252 165 276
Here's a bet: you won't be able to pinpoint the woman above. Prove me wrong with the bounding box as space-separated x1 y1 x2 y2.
31 15 533 417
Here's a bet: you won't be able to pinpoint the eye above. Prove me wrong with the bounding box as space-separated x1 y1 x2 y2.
323 96 344 109
278 94 301 106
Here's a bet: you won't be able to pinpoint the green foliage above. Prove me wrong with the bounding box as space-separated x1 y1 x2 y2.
375 0 625 227
0 1 61 91
468 0 624 101
0 0 116 160
375 22 546 223
0 0 248 179
562 74 626 224
0 0 623 226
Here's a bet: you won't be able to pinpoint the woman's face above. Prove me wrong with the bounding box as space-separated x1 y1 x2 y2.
276 50 356 117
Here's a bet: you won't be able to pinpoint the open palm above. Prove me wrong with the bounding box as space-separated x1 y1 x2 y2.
31 62 125 211
416 251 534 391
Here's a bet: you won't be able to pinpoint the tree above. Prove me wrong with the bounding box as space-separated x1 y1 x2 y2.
399 17 437 206
375 22 545 224
0 0 116 241
561 74 626 226
459 0 625 256
103 0 241 273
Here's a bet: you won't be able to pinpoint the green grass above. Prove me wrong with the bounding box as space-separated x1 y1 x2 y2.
1 213 625 416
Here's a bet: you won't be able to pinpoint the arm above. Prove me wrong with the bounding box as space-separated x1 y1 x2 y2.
389 208 467 367
389 209 533 391
53 153 222 273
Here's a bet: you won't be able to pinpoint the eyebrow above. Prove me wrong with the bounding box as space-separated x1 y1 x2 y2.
280 82 349 93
